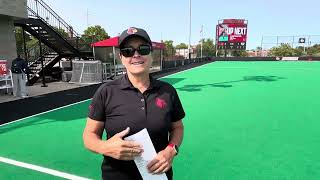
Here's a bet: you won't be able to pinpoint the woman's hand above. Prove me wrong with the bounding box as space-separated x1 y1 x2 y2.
100 127 143 160
147 146 176 174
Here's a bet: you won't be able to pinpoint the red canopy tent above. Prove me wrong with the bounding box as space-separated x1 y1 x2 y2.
91 36 165 49
91 36 119 47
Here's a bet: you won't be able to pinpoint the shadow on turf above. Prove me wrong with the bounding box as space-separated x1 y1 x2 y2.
0 108 87 134
176 75 286 92
160 78 186 85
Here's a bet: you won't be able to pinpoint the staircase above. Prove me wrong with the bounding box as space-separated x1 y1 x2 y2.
27 52 61 84
14 0 92 85
15 18 80 56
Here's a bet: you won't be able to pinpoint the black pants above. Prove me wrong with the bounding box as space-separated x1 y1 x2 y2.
101 164 173 180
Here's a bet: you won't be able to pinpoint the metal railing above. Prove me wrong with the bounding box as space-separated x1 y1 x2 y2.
27 0 80 48
23 40 54 66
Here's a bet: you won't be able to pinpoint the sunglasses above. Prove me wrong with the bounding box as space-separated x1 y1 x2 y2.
120 44 152 57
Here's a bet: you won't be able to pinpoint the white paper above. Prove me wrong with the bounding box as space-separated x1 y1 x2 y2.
124 128 168 180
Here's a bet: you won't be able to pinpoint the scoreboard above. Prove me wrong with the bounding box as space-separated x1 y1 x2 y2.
217 42 247 50
216 19 248 50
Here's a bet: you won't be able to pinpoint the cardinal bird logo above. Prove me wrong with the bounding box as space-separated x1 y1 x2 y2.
127 27 138 34
155 97 167 109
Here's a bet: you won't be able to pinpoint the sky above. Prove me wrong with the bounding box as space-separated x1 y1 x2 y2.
44 0 320 49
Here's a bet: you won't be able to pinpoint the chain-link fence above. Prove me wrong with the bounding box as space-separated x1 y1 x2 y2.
261 35 320 50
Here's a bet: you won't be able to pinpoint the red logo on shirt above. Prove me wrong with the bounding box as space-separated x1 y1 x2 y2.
89 104 94 112
155 97 167 109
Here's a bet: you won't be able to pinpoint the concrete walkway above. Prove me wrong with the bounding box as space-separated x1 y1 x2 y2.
0 81 90 103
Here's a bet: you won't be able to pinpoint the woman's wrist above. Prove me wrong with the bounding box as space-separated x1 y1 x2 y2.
166 144 177 157
97 139 109 155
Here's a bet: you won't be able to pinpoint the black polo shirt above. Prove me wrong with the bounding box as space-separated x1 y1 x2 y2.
88 74 185 180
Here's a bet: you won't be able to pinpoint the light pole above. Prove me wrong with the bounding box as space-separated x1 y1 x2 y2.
188 0 192 61
200 25 203 58
86 8 89 28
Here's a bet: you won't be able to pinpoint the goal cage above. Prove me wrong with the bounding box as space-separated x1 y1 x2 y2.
69 61 112 84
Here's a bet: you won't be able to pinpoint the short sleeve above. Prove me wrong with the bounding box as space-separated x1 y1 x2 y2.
88 85 106 122
171 88 185 122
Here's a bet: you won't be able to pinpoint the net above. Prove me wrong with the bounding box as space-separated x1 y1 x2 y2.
69 61 112 84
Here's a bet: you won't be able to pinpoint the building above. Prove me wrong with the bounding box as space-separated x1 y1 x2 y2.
0 0 28 68
247 49 270 57
175 46 197 59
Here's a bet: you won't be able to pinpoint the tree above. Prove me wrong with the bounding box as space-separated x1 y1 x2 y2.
52 27 69 39
269 44 296 56
232 50 248 57
196 38 215 57
306 44 320 55
15 27 48 59
80 25 109 50
162 40 175 58
294 46 304 56
175 43 188 49
15 27 31 55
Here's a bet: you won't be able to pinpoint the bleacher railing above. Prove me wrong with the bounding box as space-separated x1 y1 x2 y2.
27 0 80 48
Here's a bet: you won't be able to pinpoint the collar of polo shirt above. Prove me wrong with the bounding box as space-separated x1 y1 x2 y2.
120 74 161 90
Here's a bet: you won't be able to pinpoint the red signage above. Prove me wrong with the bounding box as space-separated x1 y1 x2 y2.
216 19 248 50
0 60 7 75
222 19 245 24
217 23 247 43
